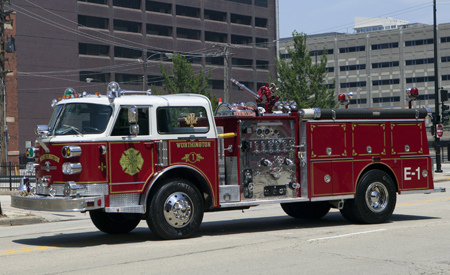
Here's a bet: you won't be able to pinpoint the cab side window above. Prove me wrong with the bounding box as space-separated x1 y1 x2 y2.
157 106 209 134
112 107 149 136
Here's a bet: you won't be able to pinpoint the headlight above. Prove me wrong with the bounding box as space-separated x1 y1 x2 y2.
62 146 82 158
62 162 82 175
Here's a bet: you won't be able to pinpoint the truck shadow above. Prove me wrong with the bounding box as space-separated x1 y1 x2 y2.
12 211 439 248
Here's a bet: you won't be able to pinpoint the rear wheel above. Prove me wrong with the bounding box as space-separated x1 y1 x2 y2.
89 211 141 234
342 169 396 224
281 202 330 219
146 179 204 240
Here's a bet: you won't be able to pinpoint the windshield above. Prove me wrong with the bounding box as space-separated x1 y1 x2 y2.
54 103 112 135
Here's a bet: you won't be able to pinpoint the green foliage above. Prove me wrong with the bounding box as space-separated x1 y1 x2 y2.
156 53 218 110
273 31 337 109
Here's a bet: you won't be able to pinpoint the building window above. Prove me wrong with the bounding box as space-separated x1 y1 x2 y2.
339 64 366 71
230 14 252 25
208 79 224 90
405 58 434 66
255 0 268 7
373 96 400 103
371 42 398 50
146 1 172 14
255 17 268 28
232 58 253 68
79 71 111 83
406 76 435 83
205 56 224 66
405 38 434 47
114 47 142 59
204 9 226 22
310 49 334 56
227 0 252 5
340 81 366 88
205 31 227 43
113 0 140 9
232 81 253 90
147 24 172 37
256 60 269 70
325 83 335 89
114 19 141 33
78 15 108 29
441 56 450 63
372 61 399 68
372 79 400 86
349 98 367 104
78 0 107 5
177 28 201 40
417 94 436 100
339 46 365 53
79 43 109 56
326 67 334 73
442 75 450 81
256 38 268 48
281 53 290 59
441 36 450 43
231 34 252 45
176 5 200 18
147 75 165 86
115 73 142 85
178 52 202 64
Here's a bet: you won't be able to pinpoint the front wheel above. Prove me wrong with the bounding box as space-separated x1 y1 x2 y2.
89 211 141 234
146 179 204 240
344 169 396 224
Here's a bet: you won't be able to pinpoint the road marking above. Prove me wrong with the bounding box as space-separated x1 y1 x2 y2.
0 246 56 255
397 197 450 207
307 229 386 242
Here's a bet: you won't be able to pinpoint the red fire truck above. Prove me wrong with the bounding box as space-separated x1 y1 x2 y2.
11 82 445 239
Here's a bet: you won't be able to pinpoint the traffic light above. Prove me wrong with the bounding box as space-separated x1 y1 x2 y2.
442 103 450 123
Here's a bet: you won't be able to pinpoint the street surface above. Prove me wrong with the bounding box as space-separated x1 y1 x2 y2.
1 181 450 274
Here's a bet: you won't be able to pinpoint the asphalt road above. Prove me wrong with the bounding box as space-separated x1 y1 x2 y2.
1 181 450 274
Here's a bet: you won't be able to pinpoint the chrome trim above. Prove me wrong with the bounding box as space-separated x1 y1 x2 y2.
157 140 168 167
62 162 82 175
10 194 104 212
310 195 354 202
36 183 108 197
109 193 141 207
311 119 425 123
401 187 446 195
105 206 145 213
220 197 309 208
62 145 82 158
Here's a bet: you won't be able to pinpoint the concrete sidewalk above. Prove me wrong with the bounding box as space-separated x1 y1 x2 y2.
1 163 450 226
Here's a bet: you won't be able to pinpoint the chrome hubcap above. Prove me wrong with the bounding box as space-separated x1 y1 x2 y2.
163 192 193 228
365 182 388 212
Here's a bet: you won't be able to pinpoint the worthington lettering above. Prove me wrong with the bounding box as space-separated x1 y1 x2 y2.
176 142 211 148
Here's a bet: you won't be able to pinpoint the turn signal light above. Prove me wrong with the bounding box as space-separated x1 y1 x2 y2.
62 145 82 158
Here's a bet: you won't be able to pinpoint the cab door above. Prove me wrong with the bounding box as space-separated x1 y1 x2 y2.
108 106 155 194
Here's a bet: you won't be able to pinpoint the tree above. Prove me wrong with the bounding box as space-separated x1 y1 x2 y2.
154 53 218 110
273 31 336 109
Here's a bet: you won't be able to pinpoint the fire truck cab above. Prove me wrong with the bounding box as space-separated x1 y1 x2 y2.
11 82 445 240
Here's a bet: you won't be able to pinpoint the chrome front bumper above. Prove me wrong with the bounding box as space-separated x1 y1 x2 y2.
11 194 105 212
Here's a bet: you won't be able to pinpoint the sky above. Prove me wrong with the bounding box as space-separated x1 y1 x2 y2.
279 0 450 38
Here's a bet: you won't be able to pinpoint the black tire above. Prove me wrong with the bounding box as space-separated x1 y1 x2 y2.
281 202 330 219
89 211 141 234
339 200 360 223
146 179 204 240
347 169 397 224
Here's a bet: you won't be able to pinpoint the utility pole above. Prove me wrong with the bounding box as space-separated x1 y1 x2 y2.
0 0 12 175
433 0 443 172
213 44 238 103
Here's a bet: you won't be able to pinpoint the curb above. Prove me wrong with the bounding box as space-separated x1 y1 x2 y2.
0 215 46 226
434 178 450 182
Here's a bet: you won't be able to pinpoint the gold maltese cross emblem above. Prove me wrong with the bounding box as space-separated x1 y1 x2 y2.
119 148 144 176
183 113 198 127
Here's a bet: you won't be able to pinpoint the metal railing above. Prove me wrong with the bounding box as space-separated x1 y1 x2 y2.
0 163 35 191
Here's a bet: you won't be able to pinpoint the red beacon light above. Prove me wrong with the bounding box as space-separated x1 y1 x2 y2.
338 92 353 109
406 87 419 109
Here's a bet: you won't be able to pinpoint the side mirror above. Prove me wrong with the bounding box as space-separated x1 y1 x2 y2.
128 107 138 124
129 124 140 136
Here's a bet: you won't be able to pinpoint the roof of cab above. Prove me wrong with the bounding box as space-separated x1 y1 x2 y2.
55 93 212 108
